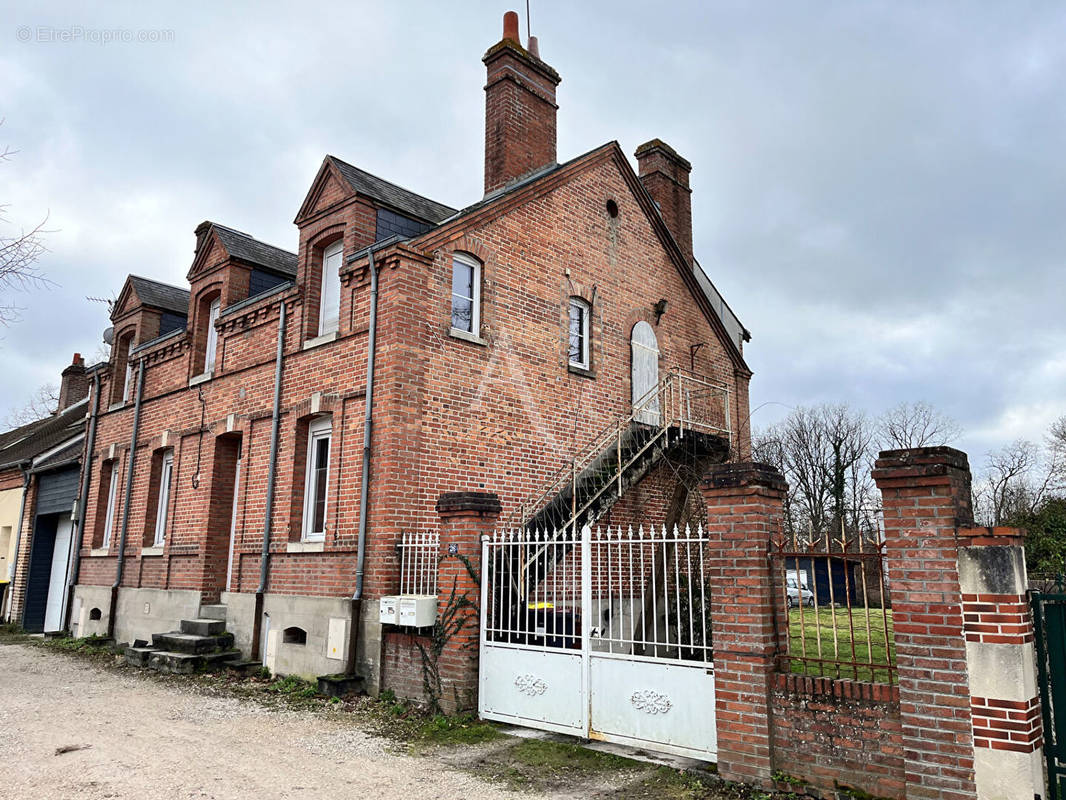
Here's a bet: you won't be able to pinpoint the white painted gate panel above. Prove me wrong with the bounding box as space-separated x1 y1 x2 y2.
479 524 716 762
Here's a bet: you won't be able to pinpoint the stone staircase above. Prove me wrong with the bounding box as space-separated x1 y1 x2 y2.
126 605 245 675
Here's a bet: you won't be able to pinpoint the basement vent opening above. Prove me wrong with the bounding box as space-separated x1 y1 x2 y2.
89 608 102 621
282 626 307 645
606 199 619 218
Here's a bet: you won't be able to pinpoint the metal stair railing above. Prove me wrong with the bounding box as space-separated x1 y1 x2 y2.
511 368 732 536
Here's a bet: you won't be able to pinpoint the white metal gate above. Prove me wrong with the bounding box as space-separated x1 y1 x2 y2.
479 524 716 761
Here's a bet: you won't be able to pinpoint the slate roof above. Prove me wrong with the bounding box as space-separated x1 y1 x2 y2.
32 438 84 473
0 397 88 471
211 224 297 277
128 275 190 317
327 156 456 224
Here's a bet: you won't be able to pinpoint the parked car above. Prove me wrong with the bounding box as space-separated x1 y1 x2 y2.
786 576 815 608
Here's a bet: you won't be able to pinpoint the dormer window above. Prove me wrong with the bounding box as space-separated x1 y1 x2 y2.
204 297 221 374
319 240 342 337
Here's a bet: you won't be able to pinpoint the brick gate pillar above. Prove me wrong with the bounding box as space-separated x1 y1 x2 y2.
872 447 981 800
435 491 501 713
699 462 786 786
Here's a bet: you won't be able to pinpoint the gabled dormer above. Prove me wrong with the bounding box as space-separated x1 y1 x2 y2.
186 221 297 380
109 275 190 405
293 156 456 342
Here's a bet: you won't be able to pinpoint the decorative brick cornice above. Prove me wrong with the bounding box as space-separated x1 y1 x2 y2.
701 462 787 494
436 491 501 517
872 446 970 484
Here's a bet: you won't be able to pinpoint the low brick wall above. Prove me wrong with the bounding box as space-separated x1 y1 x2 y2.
771 674 905 799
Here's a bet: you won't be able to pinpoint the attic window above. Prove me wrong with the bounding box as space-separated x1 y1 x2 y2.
606 199 619 218
283 626 307 645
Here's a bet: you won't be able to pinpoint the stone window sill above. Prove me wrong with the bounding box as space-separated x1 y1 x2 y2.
107 402 126 412
89 547 111 557
287 541 325 553
449 327 487 347
303 330 338 351
568 363 595 379
141 546 164 557
189 372 212 387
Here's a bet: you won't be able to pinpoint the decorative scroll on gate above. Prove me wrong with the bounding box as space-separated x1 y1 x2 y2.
479 524 718 761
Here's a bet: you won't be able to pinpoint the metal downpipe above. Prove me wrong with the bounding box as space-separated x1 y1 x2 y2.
345 246 380 675
64 371 102 632
108 358 145 640
251 299 287 662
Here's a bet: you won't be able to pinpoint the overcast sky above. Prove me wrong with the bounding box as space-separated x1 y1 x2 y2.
3 1 1064 463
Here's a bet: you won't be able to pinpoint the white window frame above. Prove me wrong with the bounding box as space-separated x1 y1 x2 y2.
204 296 221 374
122 357 133 403
102 461 120 549
319 240 343 337
450 252 481 336
152 450 174 547
568 297 591 369
301 417 332 542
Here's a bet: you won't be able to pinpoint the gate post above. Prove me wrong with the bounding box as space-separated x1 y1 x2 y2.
699 462 786 786
435 491 501 713
873 446 1045 800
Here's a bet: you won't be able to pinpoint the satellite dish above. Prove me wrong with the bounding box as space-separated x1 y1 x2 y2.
102 326 114 346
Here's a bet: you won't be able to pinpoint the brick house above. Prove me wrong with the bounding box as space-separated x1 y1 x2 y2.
66 11 751 699
3 355 90 631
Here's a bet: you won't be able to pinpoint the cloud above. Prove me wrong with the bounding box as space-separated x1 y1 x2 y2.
1 1 1063 469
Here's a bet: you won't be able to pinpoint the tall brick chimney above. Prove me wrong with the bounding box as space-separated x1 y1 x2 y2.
58 353 88 412
635 140 693 266
483 10 562 194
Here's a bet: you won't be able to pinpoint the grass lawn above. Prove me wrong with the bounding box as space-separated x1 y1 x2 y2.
785 607 896 683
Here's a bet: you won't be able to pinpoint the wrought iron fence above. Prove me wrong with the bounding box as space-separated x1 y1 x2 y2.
397 531 439 595
770 519 896 684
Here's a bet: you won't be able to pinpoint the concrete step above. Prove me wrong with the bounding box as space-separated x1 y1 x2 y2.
225 659 264 677
125 646 156 668
147 649 241 675
198 604 227 621
151 631 235 655
180 617 226 637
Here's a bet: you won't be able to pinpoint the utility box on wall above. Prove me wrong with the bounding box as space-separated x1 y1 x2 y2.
379 596 399 624
398 595 437 627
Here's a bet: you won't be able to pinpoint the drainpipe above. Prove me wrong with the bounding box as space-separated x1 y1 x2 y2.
3 466 31 623
251 299 287 662
345 246 382 675
64 370 102 632
108 358 145 641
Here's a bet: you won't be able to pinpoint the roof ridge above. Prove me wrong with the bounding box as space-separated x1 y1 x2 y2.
326 155 457 219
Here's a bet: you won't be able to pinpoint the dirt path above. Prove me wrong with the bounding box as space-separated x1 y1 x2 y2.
0 641 521 800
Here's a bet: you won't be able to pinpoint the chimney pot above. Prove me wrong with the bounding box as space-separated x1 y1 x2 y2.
58 353 89 412
528 35 540 58
503 11 520 43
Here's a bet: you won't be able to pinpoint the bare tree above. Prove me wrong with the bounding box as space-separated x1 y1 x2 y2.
754 403 876 541
0 120 53 323
877 401 962 450
3 382 58 428
974 438 1064 525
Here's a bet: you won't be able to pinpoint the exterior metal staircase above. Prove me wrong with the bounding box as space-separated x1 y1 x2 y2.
513 368 733 535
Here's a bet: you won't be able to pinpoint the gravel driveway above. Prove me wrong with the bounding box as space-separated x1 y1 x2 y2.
0 641 519 800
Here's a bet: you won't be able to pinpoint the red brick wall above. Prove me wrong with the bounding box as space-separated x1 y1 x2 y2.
771 675 905 799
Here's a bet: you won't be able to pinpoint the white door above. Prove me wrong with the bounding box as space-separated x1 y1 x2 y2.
225 446 242 592
631 321 660 425
44 514 73 632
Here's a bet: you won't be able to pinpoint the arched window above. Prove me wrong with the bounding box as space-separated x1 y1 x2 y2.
631 321 660 425
568 297 591 369
319 240 342 337
450 252 481 335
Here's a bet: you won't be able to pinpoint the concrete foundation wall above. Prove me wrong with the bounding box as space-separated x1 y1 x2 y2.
222 591 383 682
72 584 202 645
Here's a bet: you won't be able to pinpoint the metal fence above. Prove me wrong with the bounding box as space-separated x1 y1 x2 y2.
482 524 713 664
397 531 439 595
770 521 896 684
